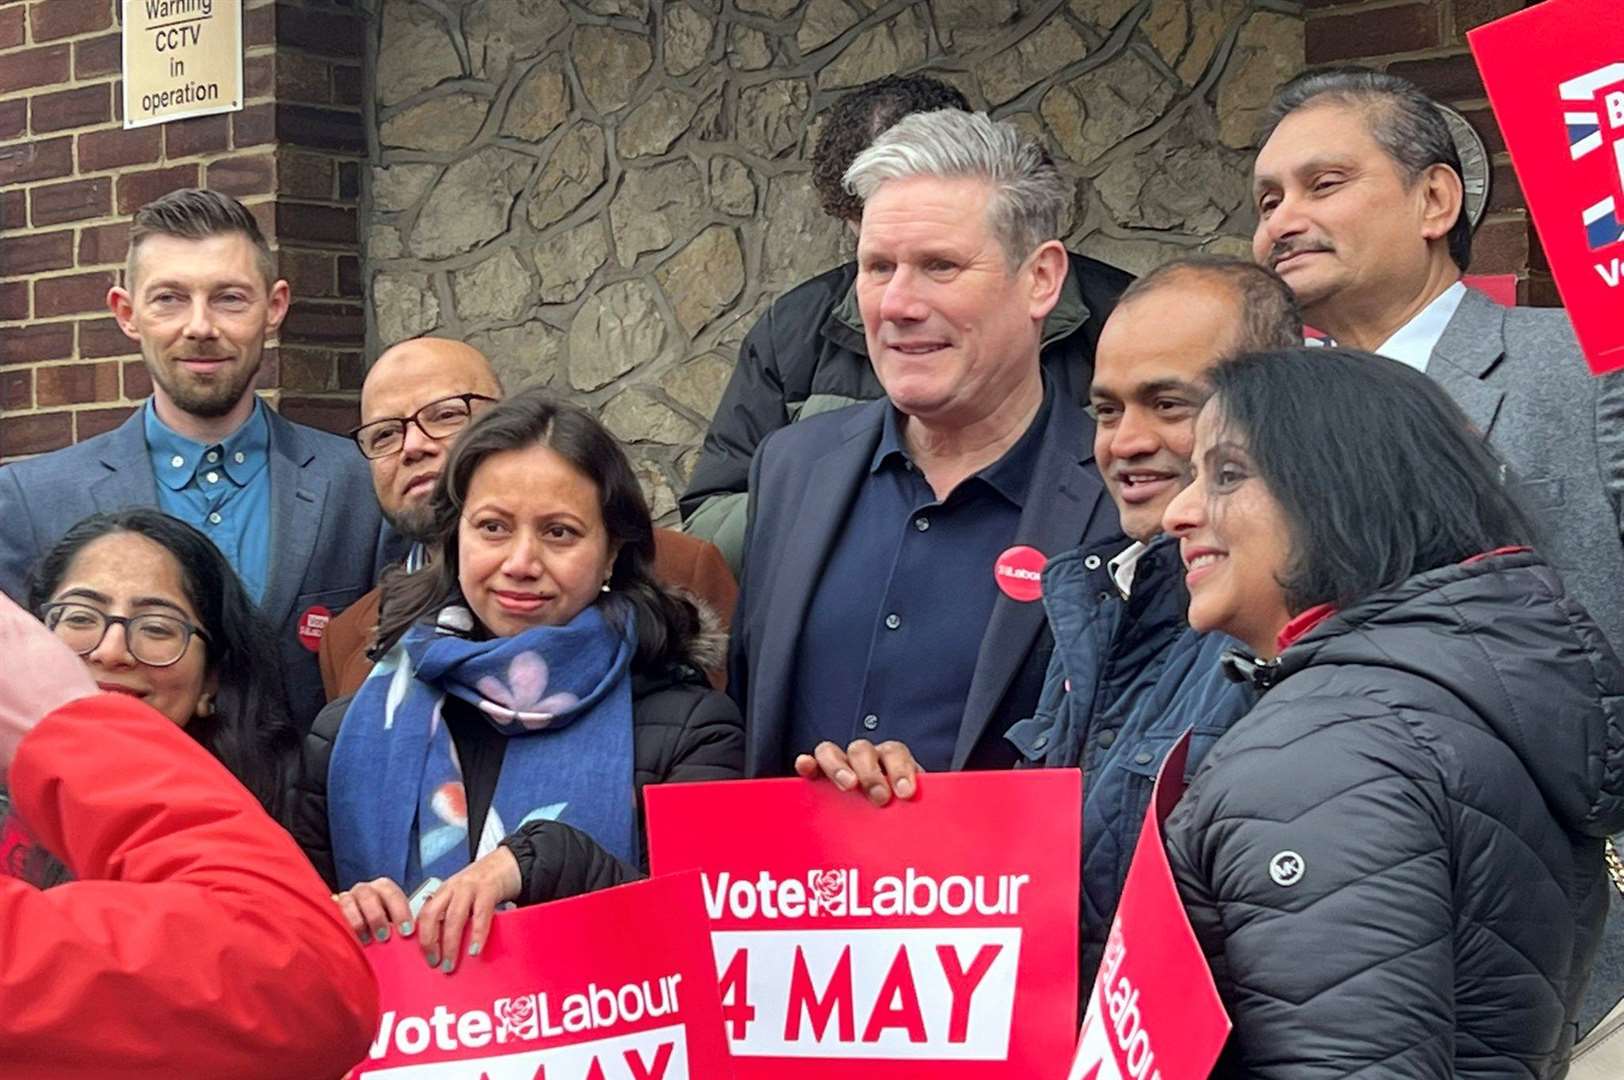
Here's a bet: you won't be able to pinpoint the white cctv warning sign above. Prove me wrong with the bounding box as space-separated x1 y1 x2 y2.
122 0 243 129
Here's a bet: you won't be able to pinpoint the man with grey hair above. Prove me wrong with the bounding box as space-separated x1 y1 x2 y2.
1254 64 1624 1033
728 109 1124 779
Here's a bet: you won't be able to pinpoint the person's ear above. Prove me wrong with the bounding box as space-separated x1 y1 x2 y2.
1026 240 1069 321
108 285 140 341
1419 163 1464 245
265 278 292 333
195 668 220 721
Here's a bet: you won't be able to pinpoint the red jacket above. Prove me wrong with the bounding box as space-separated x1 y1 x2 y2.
1 693 379 1077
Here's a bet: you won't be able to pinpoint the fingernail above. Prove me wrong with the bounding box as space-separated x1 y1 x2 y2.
426 951 440 967
399 920 414 936
440 958 455 974
358 933 371 946
374 927 389 943
835 769 855 789
468 942 481 958
869 784 889 803
896 777 914 798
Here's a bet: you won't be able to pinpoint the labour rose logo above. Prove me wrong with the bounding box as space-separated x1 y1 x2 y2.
807 868 849 916
494 993 540 1040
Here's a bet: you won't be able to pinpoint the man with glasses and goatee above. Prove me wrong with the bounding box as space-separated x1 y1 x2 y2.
0 188 389 732
319 337 738 699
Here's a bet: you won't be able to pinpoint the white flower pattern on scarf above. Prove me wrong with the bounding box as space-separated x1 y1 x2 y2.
474 651 580 729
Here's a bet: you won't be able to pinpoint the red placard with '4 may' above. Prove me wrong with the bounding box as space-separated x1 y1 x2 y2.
350 871 734 1080
645 770 1082 1080
1469 0 1624 375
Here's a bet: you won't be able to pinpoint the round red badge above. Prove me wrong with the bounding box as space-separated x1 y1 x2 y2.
297 605 332 653
994 545 1047 602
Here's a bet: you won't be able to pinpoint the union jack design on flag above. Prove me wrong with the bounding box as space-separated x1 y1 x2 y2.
1560 62 1624 250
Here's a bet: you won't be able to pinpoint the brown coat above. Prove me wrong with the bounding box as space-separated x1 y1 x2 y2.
317 528 738 699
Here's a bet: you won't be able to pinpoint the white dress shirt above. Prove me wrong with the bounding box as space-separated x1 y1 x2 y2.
1374 281 1469 373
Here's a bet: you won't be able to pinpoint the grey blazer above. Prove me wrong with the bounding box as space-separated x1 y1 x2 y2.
0 406 393 731
1430 289 1624 652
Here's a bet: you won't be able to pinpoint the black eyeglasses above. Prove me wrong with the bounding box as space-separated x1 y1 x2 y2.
42 602 210 668
348 393 497 460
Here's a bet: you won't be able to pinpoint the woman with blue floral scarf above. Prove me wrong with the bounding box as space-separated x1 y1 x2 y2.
291 389 742 972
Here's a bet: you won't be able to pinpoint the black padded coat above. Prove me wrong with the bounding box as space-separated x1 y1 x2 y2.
1166 551 1624 1079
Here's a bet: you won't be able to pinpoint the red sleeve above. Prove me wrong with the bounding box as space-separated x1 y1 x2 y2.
0 693 379 1078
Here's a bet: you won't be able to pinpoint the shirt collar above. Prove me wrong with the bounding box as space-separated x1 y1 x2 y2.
1108 540 1150 598
145 397 269 491
870 382 1053 507
1373 281 1468 374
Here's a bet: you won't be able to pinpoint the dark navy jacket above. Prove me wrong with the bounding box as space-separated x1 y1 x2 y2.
1006 535 1254 988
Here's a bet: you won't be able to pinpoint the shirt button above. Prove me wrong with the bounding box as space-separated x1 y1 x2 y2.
1098 730 1116 750
207 512 222 525
170 455 184 469
206 451 219 463
914 516 930 532
1084 554 1103 570
884 613 901 630
234 451 245 464
1134 750 1155 766
862 713 879 731
206 471 219 484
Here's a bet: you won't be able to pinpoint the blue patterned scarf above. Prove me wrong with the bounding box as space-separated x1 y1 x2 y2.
328 603 637 893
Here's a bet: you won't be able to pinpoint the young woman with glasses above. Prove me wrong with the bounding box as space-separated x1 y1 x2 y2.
3 509 299 886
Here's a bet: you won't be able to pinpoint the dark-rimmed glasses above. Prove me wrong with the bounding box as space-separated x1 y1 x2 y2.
41 602 210 668
348 393 497 460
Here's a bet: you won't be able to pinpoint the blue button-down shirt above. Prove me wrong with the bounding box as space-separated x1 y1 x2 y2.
786 388 1051 772
145 398 272 603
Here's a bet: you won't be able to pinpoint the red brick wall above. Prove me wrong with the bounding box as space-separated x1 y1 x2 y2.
1303 0 1557 306
0 0 365 461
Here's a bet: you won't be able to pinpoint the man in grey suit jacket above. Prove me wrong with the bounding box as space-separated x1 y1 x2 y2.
1252 66 1624 1032
0 189 389 731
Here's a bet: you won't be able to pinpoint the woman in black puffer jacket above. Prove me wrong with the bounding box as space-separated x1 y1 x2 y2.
1159 348 1624 1079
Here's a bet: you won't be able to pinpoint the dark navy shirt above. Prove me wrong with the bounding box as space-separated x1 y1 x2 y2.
786 388 1051 772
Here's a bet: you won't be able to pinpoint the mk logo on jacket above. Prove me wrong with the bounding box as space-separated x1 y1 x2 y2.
1562 62 1624 255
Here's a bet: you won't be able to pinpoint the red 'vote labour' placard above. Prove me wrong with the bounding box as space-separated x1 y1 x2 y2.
349 871 734 1080
1469 0 1624 375
645 770 1082 1080
1068 732 1229 1080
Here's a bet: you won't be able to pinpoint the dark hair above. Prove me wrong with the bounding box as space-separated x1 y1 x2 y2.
127 187 277 287
812 74 970 223
374 388 706 673
11 510 300 886
1206 347 1532 613
1118 255 1304 352
1261 66 1472 271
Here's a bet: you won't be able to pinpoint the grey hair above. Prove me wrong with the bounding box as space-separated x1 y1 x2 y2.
843 109 1068 266
1261 66 1471 271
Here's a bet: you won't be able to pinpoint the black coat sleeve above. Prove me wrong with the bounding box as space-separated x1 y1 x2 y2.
289 695 351 891
504 684 744 905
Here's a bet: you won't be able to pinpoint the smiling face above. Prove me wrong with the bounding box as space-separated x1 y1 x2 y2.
1161 404 1295 658
109 232 290 430
360 339 501 542
855 175 1059 426
1250 102 1441 330
48 532 214 727
1090 276 1238 540
457 442 618 637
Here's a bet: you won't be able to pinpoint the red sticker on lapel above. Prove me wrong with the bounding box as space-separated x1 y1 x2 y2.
297 605 332 653
995 545 1047 602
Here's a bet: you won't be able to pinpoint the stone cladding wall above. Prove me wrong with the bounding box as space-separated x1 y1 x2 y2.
368 0 1305 520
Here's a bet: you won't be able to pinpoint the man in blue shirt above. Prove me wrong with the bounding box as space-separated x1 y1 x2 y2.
730 110 1123 776
0 189 387 731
